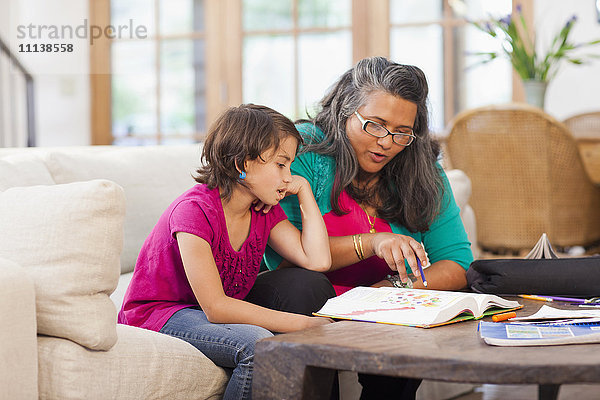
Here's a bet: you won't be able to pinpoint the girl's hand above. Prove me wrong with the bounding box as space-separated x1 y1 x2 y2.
369 233 429 283
252 199 272 213
303 316 334 329
282 175 309 196
253 175 309 213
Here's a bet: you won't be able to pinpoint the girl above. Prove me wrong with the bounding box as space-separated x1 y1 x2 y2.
119 104 333 400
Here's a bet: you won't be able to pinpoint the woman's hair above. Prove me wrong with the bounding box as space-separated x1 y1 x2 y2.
195 104 302 199
303 56 443 232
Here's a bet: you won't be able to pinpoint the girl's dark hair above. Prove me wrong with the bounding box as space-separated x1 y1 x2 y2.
195 104 302 199
303 56 443 232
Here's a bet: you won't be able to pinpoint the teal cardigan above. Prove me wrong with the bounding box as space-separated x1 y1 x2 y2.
263 123 474 273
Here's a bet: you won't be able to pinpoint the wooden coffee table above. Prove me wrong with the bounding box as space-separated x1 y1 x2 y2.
253 299 600 400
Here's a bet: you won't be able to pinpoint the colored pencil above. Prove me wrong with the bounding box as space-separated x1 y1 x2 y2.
417 258 427 287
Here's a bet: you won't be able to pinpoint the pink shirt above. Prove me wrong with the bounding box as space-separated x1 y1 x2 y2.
322 190 393 295
118 184 287 331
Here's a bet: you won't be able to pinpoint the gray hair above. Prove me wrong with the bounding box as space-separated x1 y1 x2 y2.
302 56 443 232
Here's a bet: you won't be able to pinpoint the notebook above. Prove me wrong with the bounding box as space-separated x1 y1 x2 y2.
479 320 600 346
313 286 522 328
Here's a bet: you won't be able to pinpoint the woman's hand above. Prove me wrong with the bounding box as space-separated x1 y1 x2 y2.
369 233 429 283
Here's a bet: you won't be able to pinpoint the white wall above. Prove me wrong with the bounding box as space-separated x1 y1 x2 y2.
536 0 600 120
2 0 90 146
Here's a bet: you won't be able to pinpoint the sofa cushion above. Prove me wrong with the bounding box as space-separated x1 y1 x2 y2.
0 258 38 400
0 180 125 350
0 154 55 190
38 324 228 400
45 145 200 274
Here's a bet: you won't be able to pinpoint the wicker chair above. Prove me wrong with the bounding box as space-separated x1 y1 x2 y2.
563 111 600 184
445 103 600 253
563 111 600 138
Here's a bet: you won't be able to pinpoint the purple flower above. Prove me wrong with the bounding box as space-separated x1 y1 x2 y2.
516 4 522 13
499 14 511 26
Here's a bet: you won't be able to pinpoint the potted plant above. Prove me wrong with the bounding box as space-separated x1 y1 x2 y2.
472 5 600 108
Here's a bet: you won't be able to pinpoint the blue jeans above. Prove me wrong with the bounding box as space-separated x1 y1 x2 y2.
159 307 274 400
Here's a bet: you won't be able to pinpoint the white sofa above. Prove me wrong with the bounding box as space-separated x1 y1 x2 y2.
0 144 477 400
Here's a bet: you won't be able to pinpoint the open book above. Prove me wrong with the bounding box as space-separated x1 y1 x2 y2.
479 320 600 346
524 233 558 259
314 286 522 328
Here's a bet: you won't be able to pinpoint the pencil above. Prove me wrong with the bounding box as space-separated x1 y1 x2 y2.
518 294 553 302
519 294 589 303
417 258 427 287
492 311 517 322
546 295 587 303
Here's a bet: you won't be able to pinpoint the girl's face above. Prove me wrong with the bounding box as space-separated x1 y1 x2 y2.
345 90 417 175
243 135 298 206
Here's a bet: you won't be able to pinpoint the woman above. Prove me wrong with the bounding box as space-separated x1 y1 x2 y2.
251 57 474 399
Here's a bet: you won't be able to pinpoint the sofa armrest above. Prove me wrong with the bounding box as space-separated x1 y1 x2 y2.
445 169 480 259
445 169 471 210
0 257 38 399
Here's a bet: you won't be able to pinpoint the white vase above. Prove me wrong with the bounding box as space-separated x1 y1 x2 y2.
522 80 548 109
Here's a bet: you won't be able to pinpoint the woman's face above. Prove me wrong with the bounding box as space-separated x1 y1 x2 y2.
346 91 417 175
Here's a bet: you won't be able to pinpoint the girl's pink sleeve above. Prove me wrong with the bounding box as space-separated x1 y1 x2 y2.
169 200 215 245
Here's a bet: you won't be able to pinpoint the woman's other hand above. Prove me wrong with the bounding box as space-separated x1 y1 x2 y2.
369 233 429 283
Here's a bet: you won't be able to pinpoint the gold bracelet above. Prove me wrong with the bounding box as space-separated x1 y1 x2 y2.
357 234 365 260
352 234 362 261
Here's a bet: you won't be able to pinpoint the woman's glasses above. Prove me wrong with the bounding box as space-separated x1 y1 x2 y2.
354 111 416 146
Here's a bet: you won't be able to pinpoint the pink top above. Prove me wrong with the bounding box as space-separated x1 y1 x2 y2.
322 190 394 295
118 184 287 331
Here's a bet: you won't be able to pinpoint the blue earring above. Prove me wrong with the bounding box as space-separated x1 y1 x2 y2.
239 171 246 180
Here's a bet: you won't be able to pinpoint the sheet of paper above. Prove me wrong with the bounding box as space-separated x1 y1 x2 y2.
510 305 600 321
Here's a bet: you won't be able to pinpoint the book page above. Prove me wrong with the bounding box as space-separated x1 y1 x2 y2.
471 292 522 312
314 287 519 327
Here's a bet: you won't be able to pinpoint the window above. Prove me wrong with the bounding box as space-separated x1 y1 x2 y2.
241 0 352 119
109 0 206 145
90 0 528 144
389 0 513 133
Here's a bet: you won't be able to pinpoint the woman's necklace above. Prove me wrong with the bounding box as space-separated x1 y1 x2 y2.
359 204 377 234
352 176 378 234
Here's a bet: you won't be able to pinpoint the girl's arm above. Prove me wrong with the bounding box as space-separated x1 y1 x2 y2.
177 232 331 332
267 176 331 272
